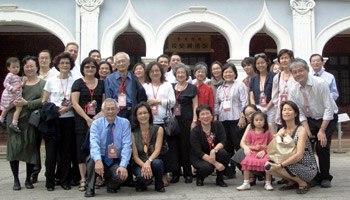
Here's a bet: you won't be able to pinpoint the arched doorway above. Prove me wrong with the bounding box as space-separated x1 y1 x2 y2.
322 31 350 107
0 23 65 83
249 32 277 63
163 25 229 77
113 26 146 70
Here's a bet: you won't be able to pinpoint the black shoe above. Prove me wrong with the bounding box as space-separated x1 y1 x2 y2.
13 181 21 191
85 189 95 197
277 179 288 185
107 188 117 193
47 187 55 191
30 175 38 184
0 121 6 129
196 179 204 186
135 185 147 192
25 181 34 189
61 185 71 190
170 176 179 183
320 179 332 188
121 181 135 187
70 179 79 186
156 187 165 192
184 176 193 183
216 179 228 187
309 179 320 188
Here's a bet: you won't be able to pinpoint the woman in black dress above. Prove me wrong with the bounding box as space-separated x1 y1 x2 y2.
71 57 105 191
171 63 198 184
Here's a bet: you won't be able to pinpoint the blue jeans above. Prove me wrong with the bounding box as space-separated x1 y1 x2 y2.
132 159 164 190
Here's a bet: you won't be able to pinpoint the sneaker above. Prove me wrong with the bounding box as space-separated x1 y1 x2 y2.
236 183 251 191
9 123 21 133
264 183 274 191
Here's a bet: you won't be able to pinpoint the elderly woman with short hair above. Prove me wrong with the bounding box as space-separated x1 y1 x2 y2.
170 63 198 184
193 62 214 114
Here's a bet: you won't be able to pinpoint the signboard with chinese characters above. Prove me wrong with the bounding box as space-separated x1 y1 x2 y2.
168 34 211 52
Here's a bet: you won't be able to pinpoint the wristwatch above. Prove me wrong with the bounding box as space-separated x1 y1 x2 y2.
148 158 153 162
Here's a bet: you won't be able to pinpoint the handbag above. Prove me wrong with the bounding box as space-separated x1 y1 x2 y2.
149 138 169 156
28 109 40 128
163 100 179 136
267 129 297 163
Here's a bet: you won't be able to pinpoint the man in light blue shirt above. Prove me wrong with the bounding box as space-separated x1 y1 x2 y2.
309 54 339 101
85 98 132 197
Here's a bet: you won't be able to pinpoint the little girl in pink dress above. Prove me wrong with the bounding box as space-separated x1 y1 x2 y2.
237 111 274 191
0 57 24 133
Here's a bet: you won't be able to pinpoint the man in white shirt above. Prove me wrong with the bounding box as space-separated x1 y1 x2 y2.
288 58 338 188
49 42 82 80
168 53 192 84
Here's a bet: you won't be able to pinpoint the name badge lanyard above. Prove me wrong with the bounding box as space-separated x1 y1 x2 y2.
299 86 313 116
203 129 215 149
84 79 95 112
119 77 127 94
141 127 151 156
107 125 117 158
222 82 234 101
175 84 188 104
260 78 265 97
60 78 69 103
280 75 289 104
259 77 267 107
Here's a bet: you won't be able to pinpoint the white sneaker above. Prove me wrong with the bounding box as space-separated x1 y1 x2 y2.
264 183 274 191
236 183 251 191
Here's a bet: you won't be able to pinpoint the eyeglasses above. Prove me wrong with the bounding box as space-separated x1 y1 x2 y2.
137 111 149 116
84 66 96 69
59 61 70 65
116 59 127 65
254 53 266 58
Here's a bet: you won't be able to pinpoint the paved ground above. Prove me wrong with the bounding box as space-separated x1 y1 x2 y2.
0 152 349 200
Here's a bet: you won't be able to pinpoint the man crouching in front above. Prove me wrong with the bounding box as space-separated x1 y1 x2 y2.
85 98 132 197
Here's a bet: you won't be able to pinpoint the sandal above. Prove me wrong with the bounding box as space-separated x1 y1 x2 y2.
279 183 298 191
296 184 310 194
78 181 86 192
95 176 105 189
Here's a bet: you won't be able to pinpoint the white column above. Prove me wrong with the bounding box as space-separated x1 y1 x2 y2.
290 0 316 62
76 0 104 60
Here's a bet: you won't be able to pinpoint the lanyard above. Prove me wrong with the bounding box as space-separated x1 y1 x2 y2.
175 83 188 103
202 128 215 149
299 86 312 103
107 125 116 145
151 83 160 99
259 75 266 95
141 127 151 155
222 82 234 100
119 77 127 94
60 78 69 99
84 78 96 101
282 73 290 94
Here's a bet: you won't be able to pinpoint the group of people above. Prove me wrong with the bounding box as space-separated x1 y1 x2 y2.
0 42 339 197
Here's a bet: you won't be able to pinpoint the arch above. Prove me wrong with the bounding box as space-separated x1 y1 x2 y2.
155 7 241 59
316 16 350 54
241 2 292 56
0 7 75 45
100 0 155 58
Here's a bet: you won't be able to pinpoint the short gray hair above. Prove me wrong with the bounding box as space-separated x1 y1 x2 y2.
289 58 309 71
193 61 208 76
173 62 191 80
102 98 119 110
114 52 130 63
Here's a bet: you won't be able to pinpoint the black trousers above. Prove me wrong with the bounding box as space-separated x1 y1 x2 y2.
308 114 338 182
45 117 75 188
190 149 229 181
222 120 241 156
173 120 192 178
86 156 125 191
